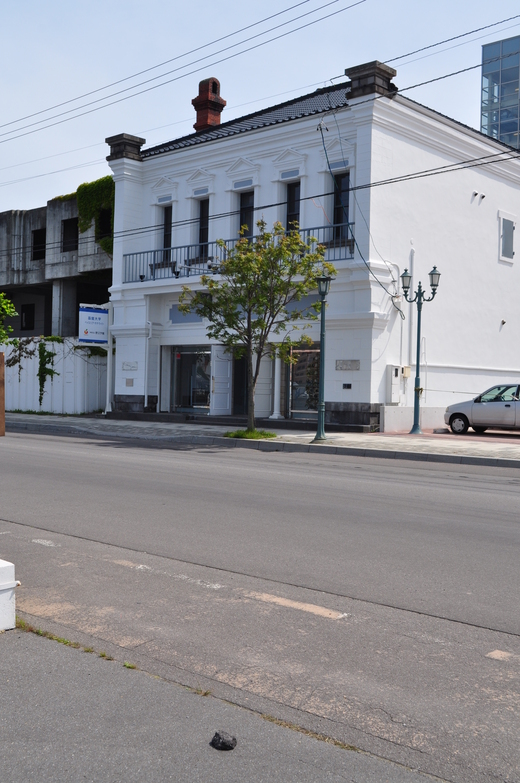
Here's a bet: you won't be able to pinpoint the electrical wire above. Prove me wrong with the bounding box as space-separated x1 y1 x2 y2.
1 136 519 260
0 0 315 131
1 140 519 263
2 26 520 258
318 120 405 320
389 22 520 69
385 13 520 63
329 108 405 319
0 79 331 175
2 37 517 155
1 9 517 193
0 0 366 144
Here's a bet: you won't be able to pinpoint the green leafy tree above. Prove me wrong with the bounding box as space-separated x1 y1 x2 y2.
179 221 335 432
0 292 17 344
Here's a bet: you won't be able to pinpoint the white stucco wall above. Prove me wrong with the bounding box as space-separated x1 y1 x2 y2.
106 84 520 419
367 97 520 408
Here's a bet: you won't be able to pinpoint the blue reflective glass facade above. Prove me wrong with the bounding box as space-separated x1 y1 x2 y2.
481 36 520 148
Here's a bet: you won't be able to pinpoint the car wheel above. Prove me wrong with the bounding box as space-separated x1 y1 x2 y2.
472 426 488 434
449 414 469 435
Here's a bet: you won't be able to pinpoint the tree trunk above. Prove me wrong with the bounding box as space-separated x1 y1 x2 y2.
246 344 255 432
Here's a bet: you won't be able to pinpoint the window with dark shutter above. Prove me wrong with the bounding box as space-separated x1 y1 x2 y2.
333 173 350 243
239 191 254 238
502 218 515 259
199 198 209 259
286 181 300 229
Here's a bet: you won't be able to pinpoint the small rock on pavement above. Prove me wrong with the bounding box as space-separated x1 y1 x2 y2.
210 730 237 751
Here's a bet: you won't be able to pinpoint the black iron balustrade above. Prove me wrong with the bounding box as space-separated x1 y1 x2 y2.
123 223 355 283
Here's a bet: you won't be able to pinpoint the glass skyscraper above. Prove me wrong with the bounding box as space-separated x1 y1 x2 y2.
481 36 520 148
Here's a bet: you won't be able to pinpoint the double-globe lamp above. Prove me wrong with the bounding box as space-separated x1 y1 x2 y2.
400 265 441 435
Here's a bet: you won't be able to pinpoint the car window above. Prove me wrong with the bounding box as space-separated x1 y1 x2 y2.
480 385 519 402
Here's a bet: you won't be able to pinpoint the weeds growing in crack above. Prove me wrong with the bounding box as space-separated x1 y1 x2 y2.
16 616 114 659
262 715 359 752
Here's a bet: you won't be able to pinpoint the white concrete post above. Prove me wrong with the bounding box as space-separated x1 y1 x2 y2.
269 356 284 420
0 560 20 631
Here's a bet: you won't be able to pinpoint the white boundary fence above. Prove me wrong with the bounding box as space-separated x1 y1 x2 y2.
1 338 107 414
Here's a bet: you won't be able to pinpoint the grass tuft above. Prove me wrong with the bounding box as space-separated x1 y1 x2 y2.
123 661 137 669
17 617 102 655
224 429 276 440
261 715 359 752
193 687 212 696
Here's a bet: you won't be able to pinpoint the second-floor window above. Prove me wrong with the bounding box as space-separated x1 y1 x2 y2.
286 181 300 230
199 198 209 259
333 172 350 241
239 191 254 239
163 205 172 249
62 217 78 252
32 228 46 261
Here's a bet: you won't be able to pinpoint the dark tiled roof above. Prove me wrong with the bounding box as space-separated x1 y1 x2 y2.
142 80 520 159
142 82 350 158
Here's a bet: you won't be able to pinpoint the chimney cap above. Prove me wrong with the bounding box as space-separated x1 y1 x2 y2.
105 133 146 162
344 61 397 99
192 77 226 132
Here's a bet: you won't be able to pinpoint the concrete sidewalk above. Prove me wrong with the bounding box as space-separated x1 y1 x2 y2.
0 628 439 783
6 411 520 468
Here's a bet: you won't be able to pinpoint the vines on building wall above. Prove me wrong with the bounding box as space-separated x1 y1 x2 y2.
73 344 107 358
37 337 63 406
5 337 38 380
76 176 115 257
5 336 64 405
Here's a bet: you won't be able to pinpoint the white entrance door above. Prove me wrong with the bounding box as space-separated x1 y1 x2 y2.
210 346 232 415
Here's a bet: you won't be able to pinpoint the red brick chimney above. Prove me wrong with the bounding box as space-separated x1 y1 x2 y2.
192 78 226 132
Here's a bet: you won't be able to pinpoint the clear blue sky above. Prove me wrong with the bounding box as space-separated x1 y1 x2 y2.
1 0 519 212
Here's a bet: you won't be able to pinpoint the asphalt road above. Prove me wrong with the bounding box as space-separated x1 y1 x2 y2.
1 432 519 782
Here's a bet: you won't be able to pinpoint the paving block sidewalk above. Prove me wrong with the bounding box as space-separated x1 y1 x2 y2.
5 412 520 468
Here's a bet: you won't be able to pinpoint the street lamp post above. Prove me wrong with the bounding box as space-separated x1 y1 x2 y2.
312 275 332 443
401 265 441 435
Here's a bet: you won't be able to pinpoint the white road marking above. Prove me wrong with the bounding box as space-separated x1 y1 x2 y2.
32 539 60 547
245 591 349 620
111 559 223 589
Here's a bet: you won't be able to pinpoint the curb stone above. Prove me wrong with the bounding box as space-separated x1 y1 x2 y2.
5 418 520 470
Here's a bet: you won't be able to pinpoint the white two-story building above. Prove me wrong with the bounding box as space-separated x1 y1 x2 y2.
106 61 520 430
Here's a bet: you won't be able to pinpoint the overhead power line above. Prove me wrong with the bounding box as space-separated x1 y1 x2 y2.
0 143 518 264
0 0 366 144
0 0 314 131
385 12 520 63
0 78 335 175
0 40 515 152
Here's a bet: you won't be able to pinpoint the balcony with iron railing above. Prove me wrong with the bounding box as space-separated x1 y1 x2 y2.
122 223 355 284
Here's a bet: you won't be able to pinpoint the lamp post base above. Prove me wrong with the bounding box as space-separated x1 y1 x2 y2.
409 424 423 435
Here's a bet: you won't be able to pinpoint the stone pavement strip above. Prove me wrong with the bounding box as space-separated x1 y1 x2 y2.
5 411 520 468
0 629 442 783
